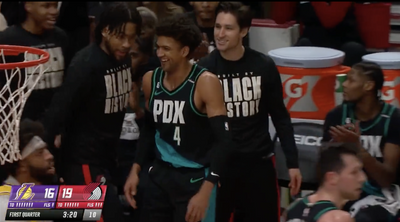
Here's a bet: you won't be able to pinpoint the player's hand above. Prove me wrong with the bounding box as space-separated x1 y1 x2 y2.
54 135 61 148
329 121 360 143
186 191 209 222
288 168 302 196
192 33 209 62
124 171 140 209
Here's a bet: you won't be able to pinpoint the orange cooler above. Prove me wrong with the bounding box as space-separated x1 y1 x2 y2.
362 52 400 107
268 47 351 120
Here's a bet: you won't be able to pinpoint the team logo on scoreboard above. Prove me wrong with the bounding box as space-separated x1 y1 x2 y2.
82 176 106 200
14 183 35 200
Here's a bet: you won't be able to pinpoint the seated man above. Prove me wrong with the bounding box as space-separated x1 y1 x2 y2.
322 61 400 221
0 119 56 220
285 143 366 222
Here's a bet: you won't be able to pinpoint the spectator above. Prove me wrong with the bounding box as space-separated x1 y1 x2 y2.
186 2 219 51
295 2 366 66
137 6 157 41
0 2 68 124
142 2 185 21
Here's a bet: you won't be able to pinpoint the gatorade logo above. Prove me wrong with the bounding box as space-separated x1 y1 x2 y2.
283 76 308 110
281 75 320 112
381 76 400 105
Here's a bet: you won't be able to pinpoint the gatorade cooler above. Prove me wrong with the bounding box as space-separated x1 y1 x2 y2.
362 52 400 107
268 47 351 120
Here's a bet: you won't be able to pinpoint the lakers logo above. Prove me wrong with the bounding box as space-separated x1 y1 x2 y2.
14 183 35 200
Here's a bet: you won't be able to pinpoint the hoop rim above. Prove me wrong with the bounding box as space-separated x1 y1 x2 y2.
0 45 50 70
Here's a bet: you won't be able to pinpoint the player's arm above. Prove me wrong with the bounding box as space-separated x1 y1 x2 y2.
131 70 156 174
318 210 354 222
322 107 342 143
44 59 92 143
358 110 400 188
196 71 233 192
263 56 298 169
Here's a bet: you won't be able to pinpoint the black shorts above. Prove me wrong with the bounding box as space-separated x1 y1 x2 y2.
216 155 280 222
62 164 124 222
141 160 217 222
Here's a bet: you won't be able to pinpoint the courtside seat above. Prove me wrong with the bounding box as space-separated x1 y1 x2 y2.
273 122 324 192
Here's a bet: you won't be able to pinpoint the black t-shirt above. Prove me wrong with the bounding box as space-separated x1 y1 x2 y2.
45 43 132 168
0 25 68 122
197 48 298 169
322 102 400 187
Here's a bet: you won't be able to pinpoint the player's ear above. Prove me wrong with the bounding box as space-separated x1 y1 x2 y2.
325 171 339 185
240 27 249 38
364 80 375 92
180 46 190 58
24 2 33 13
102 26 110 38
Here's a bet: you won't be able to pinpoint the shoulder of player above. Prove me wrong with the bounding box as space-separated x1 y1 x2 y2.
0 25 21 42
318 210 353 222
53 26 68 40
69 45 97 67
197 50 219 68
245 47 273 64
325 104 345 121
0 184 12 195
196 71 219 86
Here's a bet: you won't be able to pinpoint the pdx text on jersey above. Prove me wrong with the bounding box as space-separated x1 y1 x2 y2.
25 46 64 90
104 64 132 114
218 72 261 118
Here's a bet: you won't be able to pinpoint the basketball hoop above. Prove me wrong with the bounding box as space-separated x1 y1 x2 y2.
0 45 50 165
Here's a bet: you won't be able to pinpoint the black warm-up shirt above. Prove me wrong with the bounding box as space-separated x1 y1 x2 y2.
197 48 298 169
0 25 68 122
45 43 132 169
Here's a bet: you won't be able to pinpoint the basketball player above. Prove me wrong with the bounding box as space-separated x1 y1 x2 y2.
285 143 366 222
44 3 142 222
322 61 400 221
124 14 232 222
0 119 56 221
197 2 301 222
0 2 68 123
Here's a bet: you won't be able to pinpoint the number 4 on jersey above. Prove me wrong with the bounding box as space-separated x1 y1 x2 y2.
174 126 181 146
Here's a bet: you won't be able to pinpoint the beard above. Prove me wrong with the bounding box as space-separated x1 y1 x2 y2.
29 165 55 185
105 40 118 61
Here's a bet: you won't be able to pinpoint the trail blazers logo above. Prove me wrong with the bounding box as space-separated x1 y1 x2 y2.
82 176 106 200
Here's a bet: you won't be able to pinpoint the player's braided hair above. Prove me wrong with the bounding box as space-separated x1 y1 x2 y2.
155 14 202 56
95 2 142 45
353 61 385 98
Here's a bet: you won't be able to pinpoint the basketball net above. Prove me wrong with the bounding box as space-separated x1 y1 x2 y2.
0 47 49 165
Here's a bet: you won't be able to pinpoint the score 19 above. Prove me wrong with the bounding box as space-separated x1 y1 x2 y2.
62 188 73 199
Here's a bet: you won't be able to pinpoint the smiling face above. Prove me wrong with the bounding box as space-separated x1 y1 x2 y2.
156 36 189 72
214 11 247 53
25 2 59 30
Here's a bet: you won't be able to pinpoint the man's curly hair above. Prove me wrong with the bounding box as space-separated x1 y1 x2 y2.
156 14 203 56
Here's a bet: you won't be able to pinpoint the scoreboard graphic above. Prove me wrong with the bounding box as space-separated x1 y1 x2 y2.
4 182 107 221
